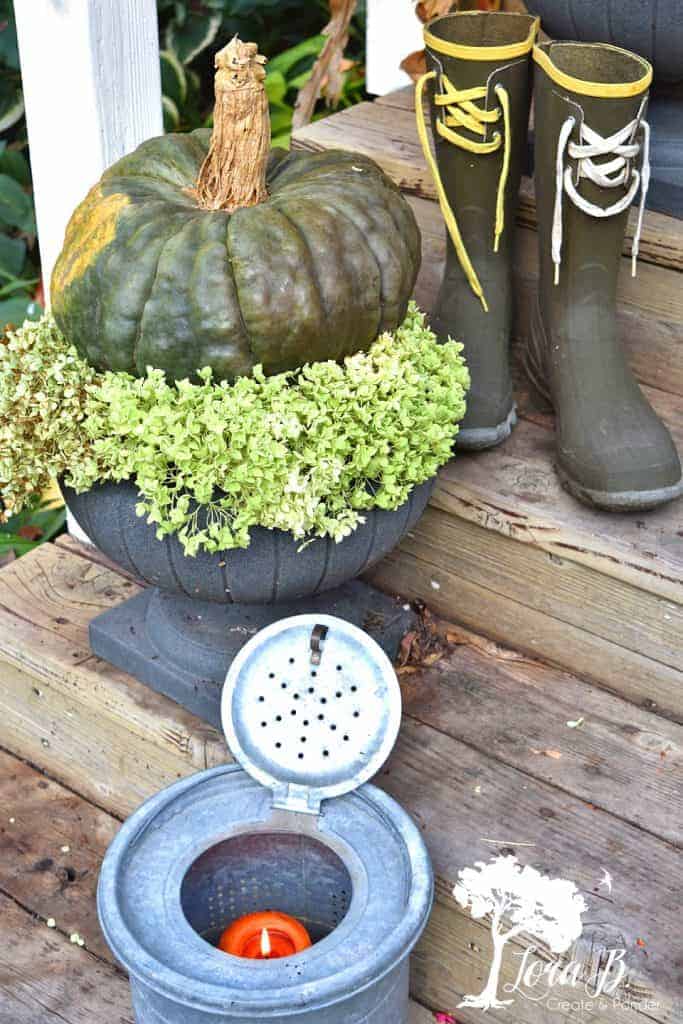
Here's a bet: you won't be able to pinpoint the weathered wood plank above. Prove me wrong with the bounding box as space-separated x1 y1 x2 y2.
0 892 134 1024
433 438 683 599
399 632 683 846
0 543 680 1022
0 544 225 769
47 538 683 826
391 720 680 1022
294 94 683 274
409 193 683 399
389 507 681 672
55 531 143 585
0 554 225 819
369 521 683 722
0 753 117 963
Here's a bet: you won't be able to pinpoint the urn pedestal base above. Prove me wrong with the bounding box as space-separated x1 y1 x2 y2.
89 583 415 730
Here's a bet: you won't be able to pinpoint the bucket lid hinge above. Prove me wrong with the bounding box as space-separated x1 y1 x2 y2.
272 783 322 816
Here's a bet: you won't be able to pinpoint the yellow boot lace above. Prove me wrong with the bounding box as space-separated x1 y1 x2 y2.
416 70 512 313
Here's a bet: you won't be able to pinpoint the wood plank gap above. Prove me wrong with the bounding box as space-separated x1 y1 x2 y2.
370 550 683 723
0 884 123 975
395 517 682 674
0 741 126 825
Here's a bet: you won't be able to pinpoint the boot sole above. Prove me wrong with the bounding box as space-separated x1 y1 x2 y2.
556 464 683 513
456 405 517 451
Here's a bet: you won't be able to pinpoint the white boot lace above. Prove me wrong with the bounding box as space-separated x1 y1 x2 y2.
552 114 651 284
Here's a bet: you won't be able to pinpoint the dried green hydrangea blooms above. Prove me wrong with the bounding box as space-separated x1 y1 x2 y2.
0 317 98 519
0 306 469 554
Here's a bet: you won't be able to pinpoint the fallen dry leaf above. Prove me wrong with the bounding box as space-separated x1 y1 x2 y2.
395 603 446 672
531 748 563 759
416 0 454 22
398 630 418 667
445 625 538 664
400 48 427 82
18 524 42 540
422 651 443 666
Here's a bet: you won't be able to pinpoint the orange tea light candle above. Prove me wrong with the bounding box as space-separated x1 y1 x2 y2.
218 911 312 959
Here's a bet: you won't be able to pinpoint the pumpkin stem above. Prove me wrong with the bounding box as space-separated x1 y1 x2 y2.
195 37 270 212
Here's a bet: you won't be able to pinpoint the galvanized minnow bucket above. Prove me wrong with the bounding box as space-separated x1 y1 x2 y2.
97 614 434 1023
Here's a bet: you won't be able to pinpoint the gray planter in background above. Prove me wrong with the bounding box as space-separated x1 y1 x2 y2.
526 0 683 81
526 0 683 217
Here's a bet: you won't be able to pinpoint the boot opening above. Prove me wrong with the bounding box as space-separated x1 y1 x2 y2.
544 42 649 86
427 11 537 49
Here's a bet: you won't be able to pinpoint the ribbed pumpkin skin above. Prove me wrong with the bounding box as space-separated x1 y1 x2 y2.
51 131 421 381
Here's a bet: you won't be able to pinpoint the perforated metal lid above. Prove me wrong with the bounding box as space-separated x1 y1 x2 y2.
221 614 402 815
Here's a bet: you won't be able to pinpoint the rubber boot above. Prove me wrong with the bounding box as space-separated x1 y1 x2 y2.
416 11 538 449
529 42 683 511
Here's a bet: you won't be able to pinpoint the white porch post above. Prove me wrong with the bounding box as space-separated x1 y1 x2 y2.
366 0 423 96
14 0 163 305
14 0 163 541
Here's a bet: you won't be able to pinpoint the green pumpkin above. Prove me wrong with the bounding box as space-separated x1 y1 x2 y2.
51 123 421 382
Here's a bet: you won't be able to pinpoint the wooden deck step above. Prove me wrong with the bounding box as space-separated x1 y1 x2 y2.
0 539 680 1024
292 92 683 714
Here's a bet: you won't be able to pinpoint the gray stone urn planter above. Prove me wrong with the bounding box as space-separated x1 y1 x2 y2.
526 0 683 216
64 479 433 726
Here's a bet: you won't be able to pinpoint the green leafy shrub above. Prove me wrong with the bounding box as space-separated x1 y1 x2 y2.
0 496 65 558
0 306 468 555
0 2 42 330
158 1 367 145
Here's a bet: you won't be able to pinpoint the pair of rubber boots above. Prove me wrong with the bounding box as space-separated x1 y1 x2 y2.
417 10 682 511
